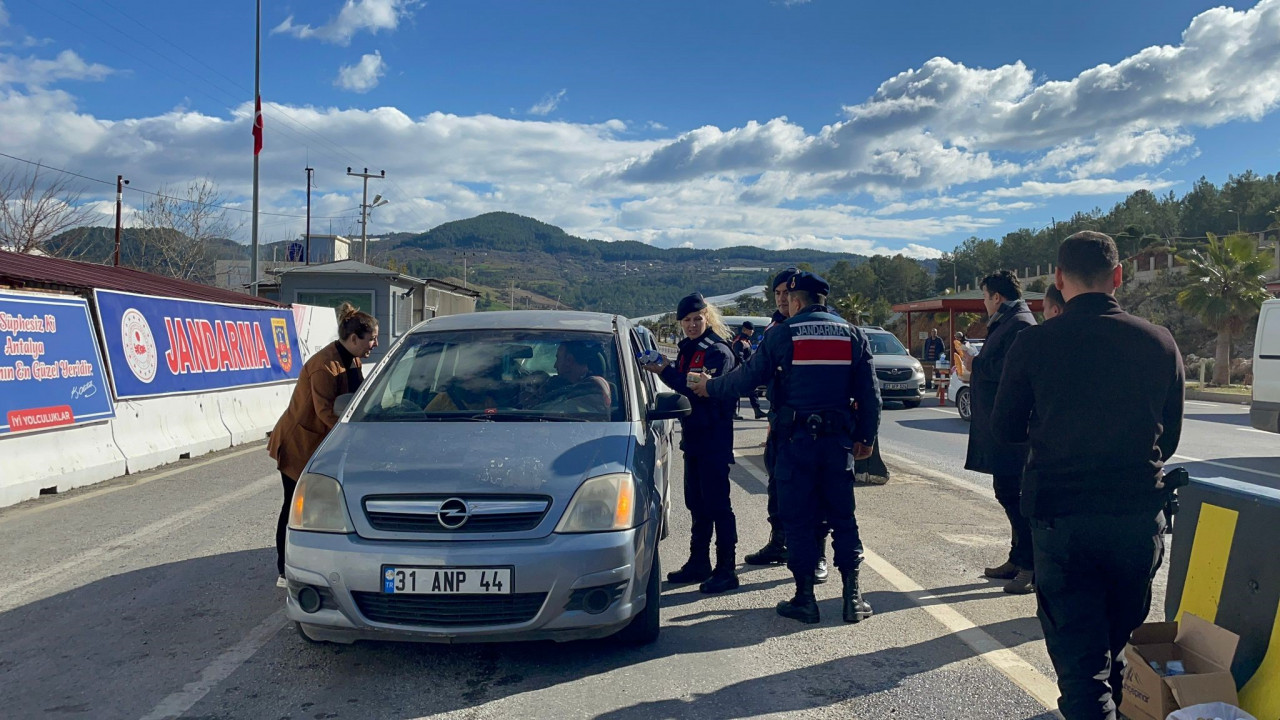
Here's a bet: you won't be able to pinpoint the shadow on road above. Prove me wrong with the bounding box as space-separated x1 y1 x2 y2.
1184 412 1251 427
896 418 971 435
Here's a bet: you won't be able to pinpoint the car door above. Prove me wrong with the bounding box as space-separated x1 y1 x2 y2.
629 329 672 538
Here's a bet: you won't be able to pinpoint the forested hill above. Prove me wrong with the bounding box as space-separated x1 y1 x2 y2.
378 212 898 317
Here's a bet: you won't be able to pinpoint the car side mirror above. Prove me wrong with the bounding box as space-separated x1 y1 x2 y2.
334 393 355 416
647 392 691 421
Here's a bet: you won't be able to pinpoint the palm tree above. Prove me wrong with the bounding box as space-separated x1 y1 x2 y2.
1177 232 1274 385
832 292 871 325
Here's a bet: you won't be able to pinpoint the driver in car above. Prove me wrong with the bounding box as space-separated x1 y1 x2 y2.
532 340 611 415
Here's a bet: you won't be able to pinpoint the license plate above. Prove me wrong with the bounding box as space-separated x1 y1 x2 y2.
382 566 512 595
886 382 911 390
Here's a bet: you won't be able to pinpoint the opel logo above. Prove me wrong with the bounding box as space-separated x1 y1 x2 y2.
437 497 471 529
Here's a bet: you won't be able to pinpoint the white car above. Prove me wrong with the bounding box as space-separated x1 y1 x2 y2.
944 339 983 421
862 328 926 409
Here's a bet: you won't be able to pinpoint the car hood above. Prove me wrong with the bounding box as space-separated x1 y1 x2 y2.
308 420 636 501
871 354 921 370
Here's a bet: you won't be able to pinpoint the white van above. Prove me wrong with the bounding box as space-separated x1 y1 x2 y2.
1251 298 1280 433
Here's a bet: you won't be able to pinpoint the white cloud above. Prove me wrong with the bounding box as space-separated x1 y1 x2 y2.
272 0 418 46
3 0 1279 261
0 49 113 87
529 89 567 116
983 178 1178 199
334 52 386 93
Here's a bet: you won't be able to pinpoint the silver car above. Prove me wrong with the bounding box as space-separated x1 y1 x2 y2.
285 311 689 645
863 328 926 408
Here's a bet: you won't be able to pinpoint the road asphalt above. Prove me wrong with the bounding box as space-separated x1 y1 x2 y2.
3 397 1269 719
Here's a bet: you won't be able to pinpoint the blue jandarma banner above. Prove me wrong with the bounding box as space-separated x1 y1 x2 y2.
94 289 301 399
0 290 115 434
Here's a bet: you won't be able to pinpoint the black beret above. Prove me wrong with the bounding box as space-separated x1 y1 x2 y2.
773 267 799 290
677 292 708 320
740 320 754 330
788 271 830 297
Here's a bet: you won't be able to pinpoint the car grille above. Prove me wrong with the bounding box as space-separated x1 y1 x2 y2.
876 368 912 381
352 591 548 627
363 495 551 533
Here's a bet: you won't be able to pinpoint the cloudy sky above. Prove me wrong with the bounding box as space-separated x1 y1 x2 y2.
2 0 1279 259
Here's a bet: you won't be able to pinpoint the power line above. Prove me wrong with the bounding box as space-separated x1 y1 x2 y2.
0 152 355 219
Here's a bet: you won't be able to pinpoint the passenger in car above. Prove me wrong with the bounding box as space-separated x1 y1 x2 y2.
642 292 740 595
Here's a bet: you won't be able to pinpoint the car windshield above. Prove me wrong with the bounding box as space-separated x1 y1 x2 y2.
867 332 908 356
351 329 624 423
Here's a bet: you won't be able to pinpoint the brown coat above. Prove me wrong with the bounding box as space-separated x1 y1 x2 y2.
268 341 360 480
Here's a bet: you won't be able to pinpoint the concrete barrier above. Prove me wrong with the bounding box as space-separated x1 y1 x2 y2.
1165 475 1280 719
110 394 233 474
0 422 127 507
217 384 294 445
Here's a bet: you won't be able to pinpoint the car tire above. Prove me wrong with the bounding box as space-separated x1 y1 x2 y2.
957 387 972 421
296 622 324 645
616 548 661 646
902 400 921 409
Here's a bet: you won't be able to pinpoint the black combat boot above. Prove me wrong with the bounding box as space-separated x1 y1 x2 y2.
744 529 788 565
666 546 712 584
841 567 873 623
776 575 820 624
814 537 829 584
699 548 740 594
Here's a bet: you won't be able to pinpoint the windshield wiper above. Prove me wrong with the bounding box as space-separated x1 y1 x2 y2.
468 412 586 422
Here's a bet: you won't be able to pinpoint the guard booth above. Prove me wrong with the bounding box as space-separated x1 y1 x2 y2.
891 289 1045 356
1165 476 1280 718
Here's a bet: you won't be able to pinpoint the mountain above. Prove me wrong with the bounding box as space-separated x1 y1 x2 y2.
380 212 881 317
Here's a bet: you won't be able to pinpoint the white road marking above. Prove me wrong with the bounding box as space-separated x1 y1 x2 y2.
138 608 288 720
0 474 277 612
926 406 959 416
1171 454 1280 481
1184 401 1219 408
1238 427 1274 435
880 451 992 499
860 549 1061 713
730 449 1059 713
0 444 266 522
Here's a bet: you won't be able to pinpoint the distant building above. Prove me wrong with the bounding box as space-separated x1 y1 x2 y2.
213 234 352 292
276 260 479 361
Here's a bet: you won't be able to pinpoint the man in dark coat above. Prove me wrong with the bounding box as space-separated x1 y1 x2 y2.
964 269 1037 594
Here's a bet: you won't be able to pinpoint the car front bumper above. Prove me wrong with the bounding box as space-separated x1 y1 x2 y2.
284 522 655 644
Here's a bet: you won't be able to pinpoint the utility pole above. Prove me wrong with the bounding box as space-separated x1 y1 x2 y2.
304 166 313 265
250 0 261 293
113 175 129 266
347 167 385 263
509 278 515 309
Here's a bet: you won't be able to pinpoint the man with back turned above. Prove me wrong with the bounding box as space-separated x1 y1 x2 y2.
991 231 1184 720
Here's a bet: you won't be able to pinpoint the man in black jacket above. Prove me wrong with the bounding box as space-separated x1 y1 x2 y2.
731 321 766 420
991 231 1183 720
964 269 1038 594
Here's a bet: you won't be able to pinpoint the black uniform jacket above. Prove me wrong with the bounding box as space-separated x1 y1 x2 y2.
964 299 1037 476
991 293 1184 519
658 330 737 461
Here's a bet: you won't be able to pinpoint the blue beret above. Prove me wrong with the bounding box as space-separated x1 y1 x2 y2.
773 267 799 290
788 271 830 297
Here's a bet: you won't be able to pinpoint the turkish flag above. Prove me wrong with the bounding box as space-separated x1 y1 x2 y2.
252 96 263 155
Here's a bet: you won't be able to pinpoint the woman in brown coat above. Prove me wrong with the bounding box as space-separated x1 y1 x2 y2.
268 303 377 585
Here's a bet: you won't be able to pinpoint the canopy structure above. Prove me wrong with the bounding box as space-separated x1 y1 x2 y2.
892 289 1044 357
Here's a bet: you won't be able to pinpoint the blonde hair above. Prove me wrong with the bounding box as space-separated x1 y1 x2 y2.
336 302 378 341
701 303 731 341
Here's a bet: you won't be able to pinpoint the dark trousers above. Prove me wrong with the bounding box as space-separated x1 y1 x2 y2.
763 430 830 548
775 431 862 575
747 394 763 415
994 473 1034 570
276 472 297 575
1032 511 1165 720
684 453 737 556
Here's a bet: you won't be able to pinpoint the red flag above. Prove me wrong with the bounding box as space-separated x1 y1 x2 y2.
252 96 263 155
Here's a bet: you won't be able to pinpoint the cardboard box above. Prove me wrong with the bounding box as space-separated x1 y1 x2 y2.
1120 613 1240 720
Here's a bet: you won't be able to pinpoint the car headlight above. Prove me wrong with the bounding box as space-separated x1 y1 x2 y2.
555 473 637 533
289 472 355 533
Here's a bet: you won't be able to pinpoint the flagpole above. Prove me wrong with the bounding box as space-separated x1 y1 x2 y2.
250 0 261 295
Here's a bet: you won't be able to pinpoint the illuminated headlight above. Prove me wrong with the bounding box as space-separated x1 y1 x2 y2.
288 472 355 533
555 473 637 533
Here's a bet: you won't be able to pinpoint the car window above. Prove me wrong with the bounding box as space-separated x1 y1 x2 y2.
352 329 625 422
867 332 908 356
629 330 654 406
